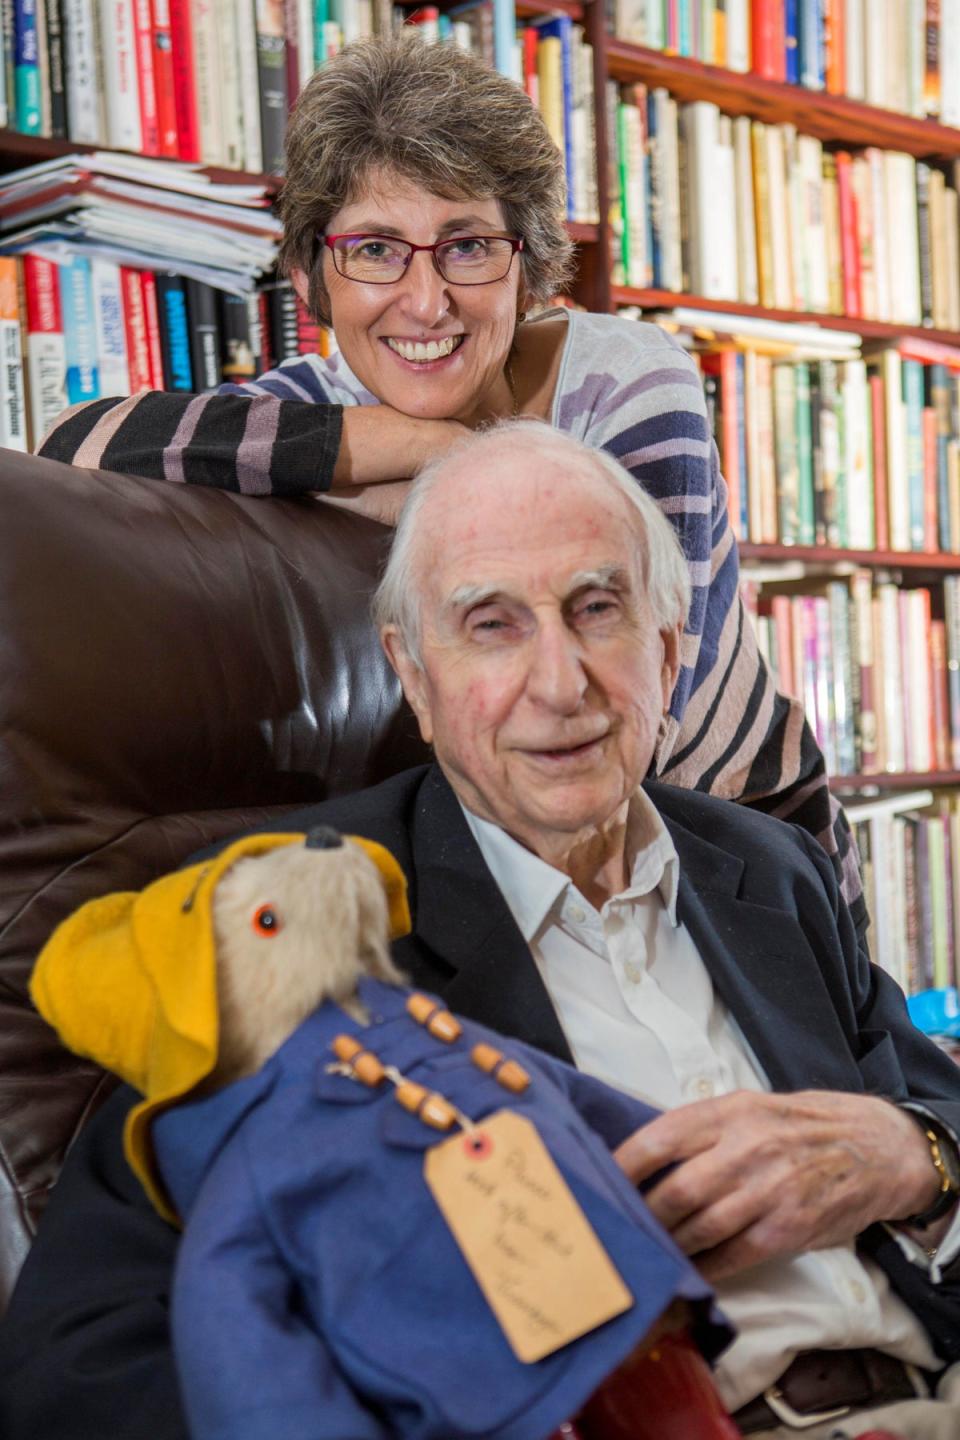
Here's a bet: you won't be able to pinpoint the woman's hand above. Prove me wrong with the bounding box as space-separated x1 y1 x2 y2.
334 407 469 487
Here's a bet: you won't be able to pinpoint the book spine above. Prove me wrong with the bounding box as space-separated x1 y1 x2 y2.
835 151 861 317
256 0 287 174
119 266 152 392
903 357 926 550
99 0 142 150
131 0 158 154
60 254 100 403
869 369 890 550
191 0 222 164
91 258 130 398
14 0 40 132
149 0 179 155
931 617 951 770
44 0 65 136
236 0 261 172
23 254 67 445
184 276 221 389
751 0 786 80
795 360 816 545
0 256 27 449
946 575 960 768
155 272 193 390
851 568 878 771
219 290 256 382
215 0 242 169
140 269 165 389
168 0 199 161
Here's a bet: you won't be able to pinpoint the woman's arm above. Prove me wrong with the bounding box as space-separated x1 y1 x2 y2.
38 390 466 495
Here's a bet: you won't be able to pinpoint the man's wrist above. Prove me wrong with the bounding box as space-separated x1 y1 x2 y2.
898 1104 960 1229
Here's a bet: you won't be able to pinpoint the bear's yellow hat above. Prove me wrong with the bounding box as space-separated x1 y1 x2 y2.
30 832 410 1222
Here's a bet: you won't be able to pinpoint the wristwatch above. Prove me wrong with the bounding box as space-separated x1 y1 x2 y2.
901 1105 960 1228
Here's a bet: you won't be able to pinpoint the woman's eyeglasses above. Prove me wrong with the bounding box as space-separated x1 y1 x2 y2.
323 233 524 286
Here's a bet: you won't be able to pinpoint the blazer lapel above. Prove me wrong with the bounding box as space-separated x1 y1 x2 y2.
399 766 574 1063
664 815 864 1095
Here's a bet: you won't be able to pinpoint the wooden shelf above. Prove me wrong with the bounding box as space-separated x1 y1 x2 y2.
830 771 960 792
612 288 960 346
739 543 960 573
605 41 960 161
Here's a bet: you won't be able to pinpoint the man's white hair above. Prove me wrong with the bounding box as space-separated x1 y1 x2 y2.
372 417 692 665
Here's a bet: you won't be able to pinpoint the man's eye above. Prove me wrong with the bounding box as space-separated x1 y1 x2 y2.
576 596 620 622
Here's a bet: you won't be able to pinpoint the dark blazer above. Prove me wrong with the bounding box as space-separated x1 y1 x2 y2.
2 764 960 1440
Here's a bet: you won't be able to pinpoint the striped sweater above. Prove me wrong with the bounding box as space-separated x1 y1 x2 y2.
39 308 865 938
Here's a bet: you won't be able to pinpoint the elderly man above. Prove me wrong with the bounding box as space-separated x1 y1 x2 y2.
3 421 960 1440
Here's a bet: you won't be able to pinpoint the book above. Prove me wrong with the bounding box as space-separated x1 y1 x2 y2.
191 0 222 165
131 0 158 155
43 0 64 137
90 257 129 396
14 0 41 133
0 256 27 448
99 0 142 151
255 0 287 174
184 275 220 389
168 0 199 162
154 269 192 389
59 252 99 402
23 252 66 446
236 0 262 173
219 289 255 382
149 0 179 156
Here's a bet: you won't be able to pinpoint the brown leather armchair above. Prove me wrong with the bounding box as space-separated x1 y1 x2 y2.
0 449 429 1312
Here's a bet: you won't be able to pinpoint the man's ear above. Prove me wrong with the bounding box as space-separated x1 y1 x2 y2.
660 621 683 711
381 627 433 745
290 268 311 307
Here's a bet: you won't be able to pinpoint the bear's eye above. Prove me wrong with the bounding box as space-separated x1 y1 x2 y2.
252 905 280 937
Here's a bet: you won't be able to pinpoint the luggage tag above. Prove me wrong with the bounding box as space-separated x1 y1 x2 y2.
425 1110 633 1363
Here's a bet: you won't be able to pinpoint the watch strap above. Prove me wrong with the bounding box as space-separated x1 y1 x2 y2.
901 1104 960 1229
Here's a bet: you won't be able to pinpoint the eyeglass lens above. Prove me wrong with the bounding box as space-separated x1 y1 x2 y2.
331 236 516 285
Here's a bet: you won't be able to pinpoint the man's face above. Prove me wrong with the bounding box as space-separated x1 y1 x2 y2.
383 453 682 863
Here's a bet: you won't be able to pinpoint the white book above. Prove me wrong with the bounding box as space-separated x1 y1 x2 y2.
783 123 806 311
569 26 587 223
236 0 263 174
885 152 922 326
581 42 598 224
63 0 105 144
682 103 737 300
864 0 887 109
843 359 873 549
0 273 27 451
192 0 224 165
297 0 314 85
881 349 910 552
941 0 960 125
878 583 906 772
884 0 909 114
798 134 828 313
844 0 865 99
946 186 960 332
644 0 664 48
866 148 890 324
658 92 683 293
764 124 793 311
614 0 647 43
98 0 142 151
216 0 244 170
725 0 749 71
732 115 758 304
620 103 647 288
90 258 130 398
904 590 933 773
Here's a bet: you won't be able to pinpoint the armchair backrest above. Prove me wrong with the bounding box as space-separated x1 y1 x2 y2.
0 450 429 1309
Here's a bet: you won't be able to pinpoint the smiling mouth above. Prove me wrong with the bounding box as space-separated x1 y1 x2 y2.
384 335 465 363
527 736 607 762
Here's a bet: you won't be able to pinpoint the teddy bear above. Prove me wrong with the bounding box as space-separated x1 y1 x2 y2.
31 825 742 1440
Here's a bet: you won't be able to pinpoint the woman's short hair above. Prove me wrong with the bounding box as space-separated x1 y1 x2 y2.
373 418 693 666
279 34 575 325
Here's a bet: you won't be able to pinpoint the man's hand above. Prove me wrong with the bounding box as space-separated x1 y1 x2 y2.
614 1090 943 1281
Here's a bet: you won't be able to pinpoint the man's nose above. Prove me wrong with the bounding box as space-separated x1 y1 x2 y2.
395 250 453 325
526 621 588 712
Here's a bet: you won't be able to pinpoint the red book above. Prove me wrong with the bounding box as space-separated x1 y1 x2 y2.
23 255 62 335
294 295 320 355
869 372 889 551
140 271 165 389
23 255 67 449
132 0 160 155
256 288 275 373
168 0 200 162
700 350 742 539
824 0 844 95
522 26 538 105
120 269 152 392
150 0 179 157
285 0 300 107
923 405 939 551
835 152 861 318
751 0 786 81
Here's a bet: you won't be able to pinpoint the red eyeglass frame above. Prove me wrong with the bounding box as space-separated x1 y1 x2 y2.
322 233 525 284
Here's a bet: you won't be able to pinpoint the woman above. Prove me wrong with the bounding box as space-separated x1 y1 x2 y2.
40 34 864 937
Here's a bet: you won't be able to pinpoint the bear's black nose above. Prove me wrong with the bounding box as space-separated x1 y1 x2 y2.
305 826 344 850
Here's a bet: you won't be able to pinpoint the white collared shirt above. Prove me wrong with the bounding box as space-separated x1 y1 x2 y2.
461 791 951 1412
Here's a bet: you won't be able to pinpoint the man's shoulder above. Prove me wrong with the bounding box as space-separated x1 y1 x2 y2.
646 780 818 871
197 764 436 868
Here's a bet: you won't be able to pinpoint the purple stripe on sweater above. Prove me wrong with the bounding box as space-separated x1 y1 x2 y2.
236 397 281 495
557 365 702 431
618 437 712 470
163 395 212 484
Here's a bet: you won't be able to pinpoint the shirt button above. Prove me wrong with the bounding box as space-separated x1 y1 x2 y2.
694 1077 715 1098
623 959 644 984
568 904 586 925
